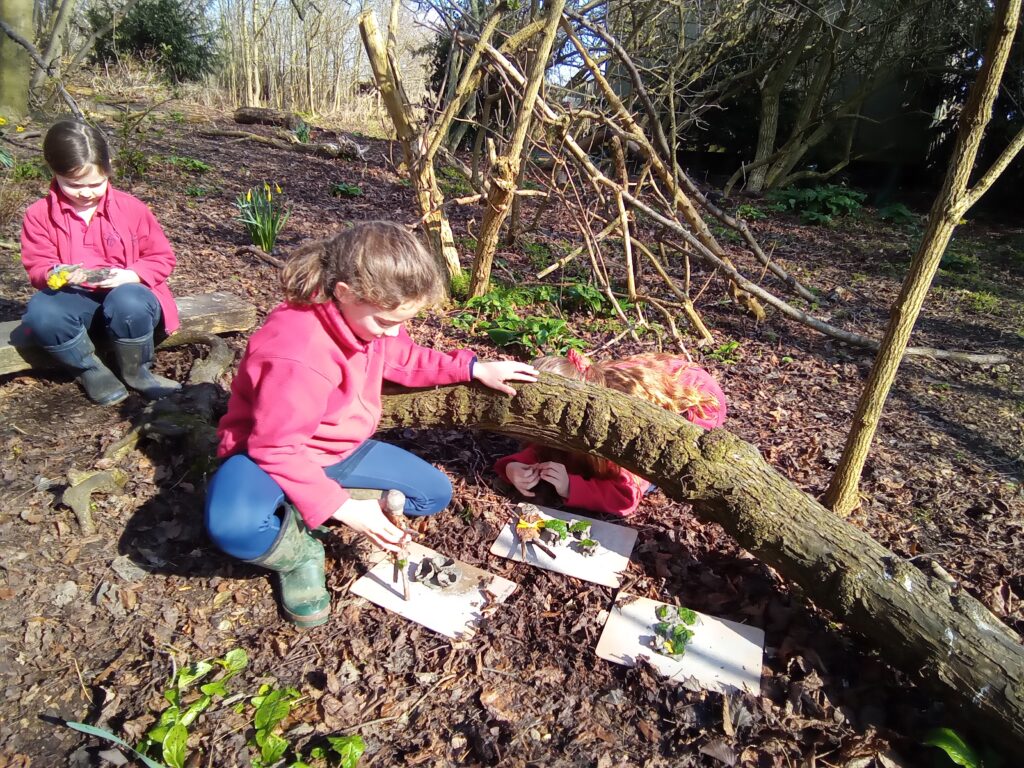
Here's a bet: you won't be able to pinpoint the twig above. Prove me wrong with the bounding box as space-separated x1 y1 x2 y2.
346 673 456 729
72 657 90 702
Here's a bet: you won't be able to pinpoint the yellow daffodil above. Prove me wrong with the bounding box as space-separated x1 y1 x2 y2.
246 189 252 201
0 117 7 126
15 126 25 133
275 183 282 194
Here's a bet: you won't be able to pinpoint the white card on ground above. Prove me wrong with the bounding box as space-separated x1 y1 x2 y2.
349 542 517 639
596 594 764 695
489 503 637 588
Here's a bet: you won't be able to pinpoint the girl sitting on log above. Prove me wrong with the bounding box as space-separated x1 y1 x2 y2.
495 350 727 517
19 120 181 404
205 222 537 627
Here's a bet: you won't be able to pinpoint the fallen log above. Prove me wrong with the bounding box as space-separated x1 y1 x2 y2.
379 376 1024 752
199 128 368 161
232 106 302 130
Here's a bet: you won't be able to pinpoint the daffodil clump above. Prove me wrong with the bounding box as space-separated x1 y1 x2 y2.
235 182 290 252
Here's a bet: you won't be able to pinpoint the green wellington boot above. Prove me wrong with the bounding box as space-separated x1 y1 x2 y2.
248 505 331 628
111 333 182 400
44 328 128 406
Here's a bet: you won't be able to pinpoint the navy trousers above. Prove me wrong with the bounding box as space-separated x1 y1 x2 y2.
205 439 453 560
22 284 162 347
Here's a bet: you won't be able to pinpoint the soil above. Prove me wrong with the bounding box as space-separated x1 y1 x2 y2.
0 103 1021 768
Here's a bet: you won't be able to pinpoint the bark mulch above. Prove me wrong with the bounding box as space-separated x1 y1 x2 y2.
0 104 1020 767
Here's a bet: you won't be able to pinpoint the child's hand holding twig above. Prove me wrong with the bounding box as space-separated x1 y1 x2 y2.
472 360 538 395
332 497 410 553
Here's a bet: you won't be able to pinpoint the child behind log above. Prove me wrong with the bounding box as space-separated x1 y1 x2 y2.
494 350 727 517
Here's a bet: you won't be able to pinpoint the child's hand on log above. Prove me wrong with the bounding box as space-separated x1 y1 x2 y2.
472 360 538 396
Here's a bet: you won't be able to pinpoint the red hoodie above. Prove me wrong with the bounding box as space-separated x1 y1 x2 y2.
21 183 180 333
217 300 476 528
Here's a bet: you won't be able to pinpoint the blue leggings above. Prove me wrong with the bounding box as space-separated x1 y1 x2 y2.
22 284 162 347
205 439 453 560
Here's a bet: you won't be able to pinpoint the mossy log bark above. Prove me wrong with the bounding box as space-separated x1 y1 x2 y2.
379 376 1024 751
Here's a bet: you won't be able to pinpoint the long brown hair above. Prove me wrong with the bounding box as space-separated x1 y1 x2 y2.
280 222 447 308
43 120 112 177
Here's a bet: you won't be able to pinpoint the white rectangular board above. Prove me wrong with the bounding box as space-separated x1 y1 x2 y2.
596 594 764 695
489 503 638 588
349 542 517 639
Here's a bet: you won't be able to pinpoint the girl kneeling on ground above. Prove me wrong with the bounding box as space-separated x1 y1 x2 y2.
205 222 538 627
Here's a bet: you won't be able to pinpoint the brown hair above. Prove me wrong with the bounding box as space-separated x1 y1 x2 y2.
280 221 447 309
530 352 719 478
43 120 112 177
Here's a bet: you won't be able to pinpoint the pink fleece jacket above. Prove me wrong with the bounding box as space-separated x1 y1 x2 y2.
217 300 476 528
21 183 180 333
494 444 649 517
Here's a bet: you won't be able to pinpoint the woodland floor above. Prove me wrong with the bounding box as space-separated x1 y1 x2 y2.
0 101 1022 768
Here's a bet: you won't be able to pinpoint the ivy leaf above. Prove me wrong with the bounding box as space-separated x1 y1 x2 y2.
327 734 366 768
162 723 188 768
923 728 982 768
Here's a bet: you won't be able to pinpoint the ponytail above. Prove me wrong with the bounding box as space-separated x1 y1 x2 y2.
281 239 330 304
280 222 445 308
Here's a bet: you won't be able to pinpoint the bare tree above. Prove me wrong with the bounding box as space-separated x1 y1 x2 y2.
824 0 1023 516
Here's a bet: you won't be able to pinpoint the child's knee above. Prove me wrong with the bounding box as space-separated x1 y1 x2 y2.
406 473 453 516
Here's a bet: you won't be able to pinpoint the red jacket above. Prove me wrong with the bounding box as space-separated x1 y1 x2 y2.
494 444 649 517
494 358 727 516
217 300 476 528
21 183 180 333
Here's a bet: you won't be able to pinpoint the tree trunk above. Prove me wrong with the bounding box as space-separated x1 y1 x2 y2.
469 0 565 297
358 10 462 279
28 0 75 94
0 0 35 118
824 0 1022 517
378 378 1024 752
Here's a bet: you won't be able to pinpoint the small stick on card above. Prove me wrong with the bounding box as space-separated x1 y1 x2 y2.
382 490 411 601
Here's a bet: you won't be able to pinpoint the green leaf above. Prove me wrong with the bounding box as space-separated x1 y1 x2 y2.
655 605 671 621
162 723 189 768
164 688 180 708
156 706 181 728
654 621 673 636
260 731 290 763
176 661 214 689
200 679 229 697
676 607 698 625
540 518 568 539
327 734 366 768
578 538 598 547
62 721 169 768
179 694 212 727
219 648 249 673
923 728 982 768
568 520 591 534
146 726 170 744
254 689 293 731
